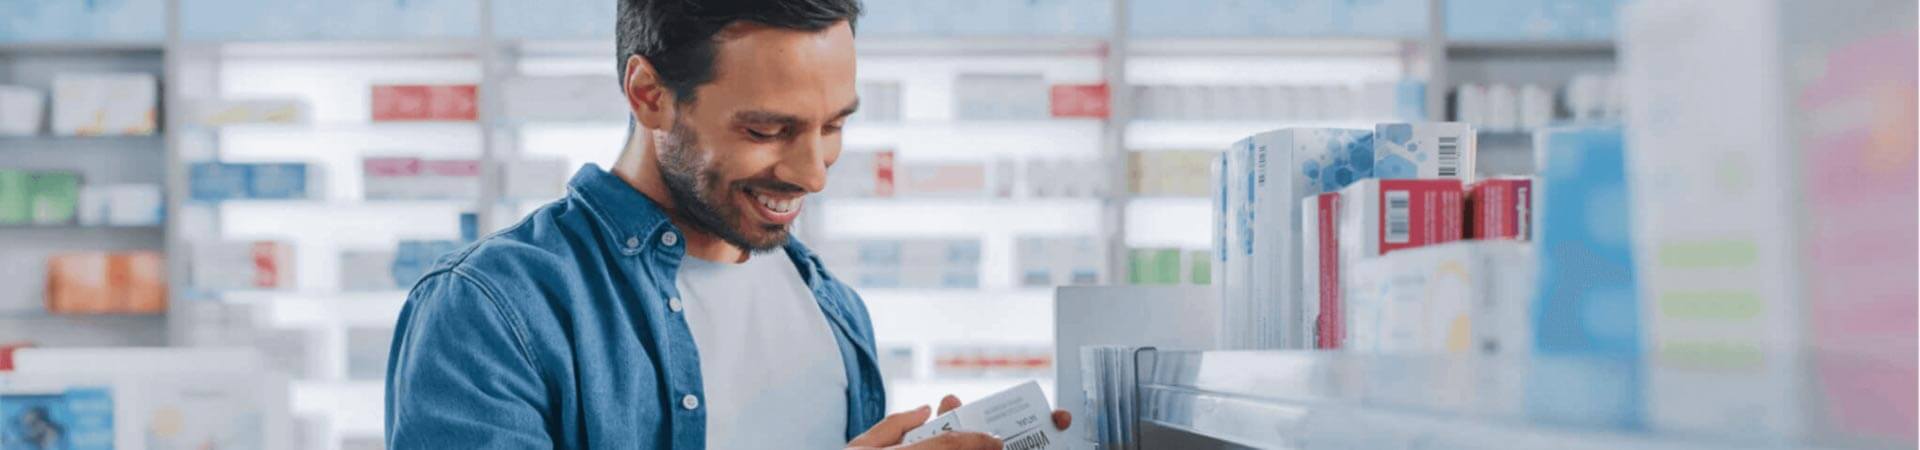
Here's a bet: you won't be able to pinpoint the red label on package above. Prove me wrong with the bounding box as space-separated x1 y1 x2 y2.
1315 192 1342 349
1049 83 1109 118
251 242 280 288
373 84 478 121
873 151 896 197
363 157 423 177
1469 178 1532 240
1376 179 1463 255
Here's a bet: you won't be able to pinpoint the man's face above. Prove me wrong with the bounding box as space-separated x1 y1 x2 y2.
657 21 858 252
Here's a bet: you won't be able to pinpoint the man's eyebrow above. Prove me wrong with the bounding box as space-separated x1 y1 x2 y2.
731 110 803 126
832 98 860 120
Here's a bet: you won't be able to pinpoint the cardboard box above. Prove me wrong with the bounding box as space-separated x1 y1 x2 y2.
51 73 157 136
192 241 294 290
0 85 46 136
44 251 166 314
371 84 477 122
1221 128 1374 349
954 73 1049 120
1467 177 1532 240
1342 241 1533 354
185 98 310 127
1308 179 1464 349
903 381 1061 449
28 171 80 225
0 170 29 224
1374 122 1477 181
1049 83 1109 119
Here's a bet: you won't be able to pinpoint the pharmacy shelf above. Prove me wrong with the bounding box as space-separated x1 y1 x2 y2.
0 41 165 55
1128 350 1901 450
1129 37 1414 57
1125 120 1388 150
1446 39 1616 54
178 39 487 59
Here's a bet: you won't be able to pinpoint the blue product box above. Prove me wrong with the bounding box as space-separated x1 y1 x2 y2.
1447 0 1623 41
189 162 251 202
0 0 165 43
0 387 114 450
247 163 309 200
1531 126 1637 355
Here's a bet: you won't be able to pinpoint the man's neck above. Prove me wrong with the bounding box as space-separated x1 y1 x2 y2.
611 126 750 264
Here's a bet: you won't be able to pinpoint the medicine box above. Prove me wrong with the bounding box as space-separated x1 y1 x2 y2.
51 73 157 136
0 85 46 136
191 241 295 291
1374 122 1477 181
1307 179 1464 349
1467 177 1532 240
371 84 478 122
185 98 310 127
1342 241 1533 354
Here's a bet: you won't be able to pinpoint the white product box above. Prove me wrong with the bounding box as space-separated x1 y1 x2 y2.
903 381 1061 450
504 158 570 201
191 241 295 291
0 85 46 136
1343 241 1534 355
51 73 157 136
954 73 1049 120
76 184 164 226
500 75 628 123
1373 122 1477 181
1223 128 1373 350
185 98 311 127
1015 236 1104 287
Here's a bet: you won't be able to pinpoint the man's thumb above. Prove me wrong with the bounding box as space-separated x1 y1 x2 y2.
848 405 931 448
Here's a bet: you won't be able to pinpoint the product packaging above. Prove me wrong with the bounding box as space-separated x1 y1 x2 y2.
1015 236 1104 287
1128 150 1218 197
0 387 113 450
1049 83 1109 119
247 162 310 200
1342 241 1533 354
27 171 80 225
191 241 294 290
1374 122 1477 181
824 150 895 198
188 162 252 202
184 98 310 127
51 73 157 136
903 381 1061 450
1467 177 1532 240
898 162 988 197
0 170 30 223
419 159 483 199
954 73 1048 120
45 251 166 314
1529 126 1640 427
0 85 46 135
1312 178 1464 349
77 184 165 227
371 84 478 122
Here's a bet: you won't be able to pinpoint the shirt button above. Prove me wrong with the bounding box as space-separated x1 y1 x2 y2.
681 394 700 410
661 231 679 247
668 297 683 312
625 236 640 249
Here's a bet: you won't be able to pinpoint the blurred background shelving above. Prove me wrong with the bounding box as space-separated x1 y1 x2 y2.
0 0 1666 449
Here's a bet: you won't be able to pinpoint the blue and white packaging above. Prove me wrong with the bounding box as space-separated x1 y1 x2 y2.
1528 125 1640 426
247 162 311 200
76 184 164 226
1374 122 1477 181
188 162 251 202
1220 128 1373 349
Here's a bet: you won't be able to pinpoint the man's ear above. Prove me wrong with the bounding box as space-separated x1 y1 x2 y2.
624 54 675 131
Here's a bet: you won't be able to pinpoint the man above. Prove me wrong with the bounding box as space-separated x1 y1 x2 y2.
384 0 1069 449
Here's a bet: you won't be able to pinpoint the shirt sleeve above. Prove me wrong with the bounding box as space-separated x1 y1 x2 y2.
386 271 554 449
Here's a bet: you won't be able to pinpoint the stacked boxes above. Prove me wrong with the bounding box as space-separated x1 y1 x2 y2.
1014 236 1105 287
191 241 295 291
814 239 982 289
1218 128 1373 349
51 73 157 136
1468 177 1533 240
1304 179 1465 348
76 184 165 227
363 157 482 200
44 251 167 314
188 162 313 201
370 84 478 122
0 171 81 225
1342 241 1534 354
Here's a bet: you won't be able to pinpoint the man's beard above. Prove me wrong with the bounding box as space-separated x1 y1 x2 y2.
657 118 792 252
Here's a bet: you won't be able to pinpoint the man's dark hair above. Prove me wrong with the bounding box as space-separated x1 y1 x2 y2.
617 0 862 105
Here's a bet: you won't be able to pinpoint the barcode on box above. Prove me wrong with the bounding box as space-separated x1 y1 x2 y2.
1386 190 1411 244
1004 429 1051 450
1437 136 1460 178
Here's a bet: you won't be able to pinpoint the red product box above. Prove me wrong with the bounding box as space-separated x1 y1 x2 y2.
1049 83 1109 118
372 84 478 121
1467 177 1532 240
1309 178 1463 348
873 151 896 197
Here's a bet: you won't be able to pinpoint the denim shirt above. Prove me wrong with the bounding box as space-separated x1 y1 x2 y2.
385 164 886 449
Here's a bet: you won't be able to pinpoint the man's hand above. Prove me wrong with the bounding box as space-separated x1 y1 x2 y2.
845 395 1074 450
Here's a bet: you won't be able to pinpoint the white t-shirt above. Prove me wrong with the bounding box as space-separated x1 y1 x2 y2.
676 249 849 449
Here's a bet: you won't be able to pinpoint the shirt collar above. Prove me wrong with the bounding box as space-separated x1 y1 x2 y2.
567 164 829 284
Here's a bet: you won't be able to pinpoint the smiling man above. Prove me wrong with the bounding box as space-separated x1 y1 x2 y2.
384 0 1065 449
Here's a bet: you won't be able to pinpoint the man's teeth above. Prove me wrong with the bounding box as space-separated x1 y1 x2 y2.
756 194 800 214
